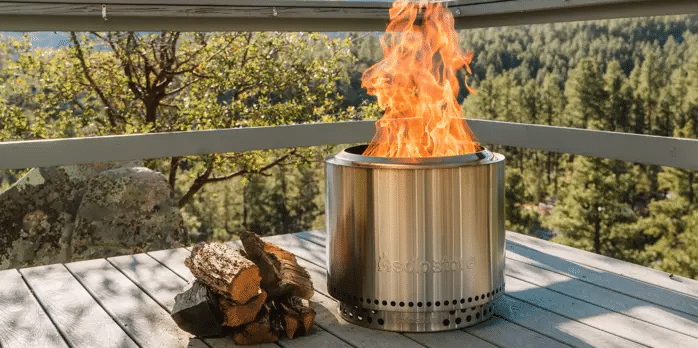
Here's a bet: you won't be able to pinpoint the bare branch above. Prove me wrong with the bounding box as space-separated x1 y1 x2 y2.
70 32 120 127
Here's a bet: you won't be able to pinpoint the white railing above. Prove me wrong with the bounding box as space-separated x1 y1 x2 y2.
0 0 697 31
2 120 698 171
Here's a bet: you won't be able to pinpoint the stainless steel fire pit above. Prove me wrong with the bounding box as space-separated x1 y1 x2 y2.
325 144 505 332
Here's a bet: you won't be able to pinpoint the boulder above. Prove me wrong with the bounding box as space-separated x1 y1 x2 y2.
0 162 188 268
0 162 139 268
71 167 187 260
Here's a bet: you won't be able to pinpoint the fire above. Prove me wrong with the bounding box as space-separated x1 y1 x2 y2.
362 0 479 158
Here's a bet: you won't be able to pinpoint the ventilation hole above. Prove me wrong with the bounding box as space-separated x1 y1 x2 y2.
443 319 450 326
360 297 364 302
366 298 371 304
378 318 385 325
390 301 396 307
453 300 458 305
468 297 473 303
367 316 373 324
374 300 379 305
475 296 479 301
349 312 353 318
409 302 414 307
382 301 387 306
417 302 423 307
460 309 466 313
483 309 487 315
435 301 440 307
449 310 456 315
481 294 485 299
342 309 347 314
427 302 432 307
471 307 476 311
455 317 462 324
460 299 465 304
487 293 490 298
352 295 357 301
476 313 481 319
466 315 472 322
399 302 405 307
357 316 363 321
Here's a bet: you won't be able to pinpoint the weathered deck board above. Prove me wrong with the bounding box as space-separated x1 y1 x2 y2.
6 230 698 348
506 231 698 299
65 258 206 348
0 269 68 348
506 239 698 319
19 264 139 348
292 231 698 348
505 257 698 338
403 330 498 348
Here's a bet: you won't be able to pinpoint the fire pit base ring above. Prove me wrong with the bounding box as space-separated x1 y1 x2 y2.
334 283 505 332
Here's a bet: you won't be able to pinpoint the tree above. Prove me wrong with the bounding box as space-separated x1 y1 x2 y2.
544 156 636 255
2 31 358 210
561 57 607 130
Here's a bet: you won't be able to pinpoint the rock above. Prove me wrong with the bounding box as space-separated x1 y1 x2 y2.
71 167 187 261
0 162 140 269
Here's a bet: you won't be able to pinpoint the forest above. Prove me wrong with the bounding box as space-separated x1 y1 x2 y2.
1 14 698 279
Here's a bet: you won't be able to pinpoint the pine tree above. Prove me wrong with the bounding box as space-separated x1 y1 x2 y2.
544 156 636 255
561 58 607 130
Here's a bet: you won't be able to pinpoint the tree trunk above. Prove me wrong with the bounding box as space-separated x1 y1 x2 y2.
689 171 694 205
593 212 601 254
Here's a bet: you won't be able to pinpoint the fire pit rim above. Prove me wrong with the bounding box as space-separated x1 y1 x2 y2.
326 144 502 169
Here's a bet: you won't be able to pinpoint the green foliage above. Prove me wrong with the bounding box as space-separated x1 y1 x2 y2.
454 15 698 279
544 156 637 256
0 30 363 241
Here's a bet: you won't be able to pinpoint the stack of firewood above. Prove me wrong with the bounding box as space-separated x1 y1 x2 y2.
171 231 316 345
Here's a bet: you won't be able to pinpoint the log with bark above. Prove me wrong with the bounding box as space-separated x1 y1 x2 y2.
240 231 314 300
172 233 317 346
184 242 262 304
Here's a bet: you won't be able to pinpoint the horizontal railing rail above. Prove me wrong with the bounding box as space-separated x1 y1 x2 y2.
1 120 697 171
0 0 697 31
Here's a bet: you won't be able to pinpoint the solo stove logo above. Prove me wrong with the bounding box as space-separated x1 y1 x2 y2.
377 252 475 273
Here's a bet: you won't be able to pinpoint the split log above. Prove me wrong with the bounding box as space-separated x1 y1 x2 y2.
240 231 314 300
232 304 280 346
279 296 316 338
170 280 225 338
185 242 262 304
219 290 267 327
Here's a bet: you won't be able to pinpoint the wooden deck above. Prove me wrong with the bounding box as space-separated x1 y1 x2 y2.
1 231 697 348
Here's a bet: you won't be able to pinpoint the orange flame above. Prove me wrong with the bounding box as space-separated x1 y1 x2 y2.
362 0 478 158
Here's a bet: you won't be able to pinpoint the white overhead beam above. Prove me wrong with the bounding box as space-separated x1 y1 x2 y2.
0 0 697 32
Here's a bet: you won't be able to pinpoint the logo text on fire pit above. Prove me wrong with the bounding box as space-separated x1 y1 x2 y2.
377 253 475 273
